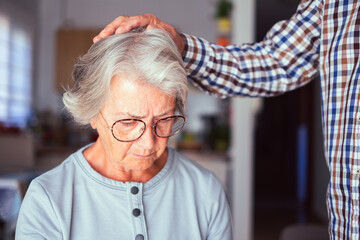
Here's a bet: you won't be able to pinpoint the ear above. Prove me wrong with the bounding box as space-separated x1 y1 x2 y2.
89 116 98 129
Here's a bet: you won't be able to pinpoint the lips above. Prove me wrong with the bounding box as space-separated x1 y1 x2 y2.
131 152 155 158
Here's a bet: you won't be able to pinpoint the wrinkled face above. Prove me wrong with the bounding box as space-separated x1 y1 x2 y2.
90 74 175 172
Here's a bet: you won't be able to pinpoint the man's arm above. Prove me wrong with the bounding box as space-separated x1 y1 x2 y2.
95 0 322 98
182 0 322 98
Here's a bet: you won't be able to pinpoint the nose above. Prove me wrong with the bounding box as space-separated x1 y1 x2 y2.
136 124 156 149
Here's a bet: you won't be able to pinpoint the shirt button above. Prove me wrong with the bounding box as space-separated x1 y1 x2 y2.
135 234 144 240
355 168 360 175
131 186 139 194
132 208 141 217
357 114 360 122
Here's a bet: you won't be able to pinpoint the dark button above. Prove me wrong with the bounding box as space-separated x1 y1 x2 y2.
135 234 144 240
131 186 139 194
132 208 141 217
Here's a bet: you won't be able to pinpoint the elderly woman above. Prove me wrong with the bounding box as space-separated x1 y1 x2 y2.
15 29 233 240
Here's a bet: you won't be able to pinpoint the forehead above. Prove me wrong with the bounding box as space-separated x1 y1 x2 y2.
104 74 175 115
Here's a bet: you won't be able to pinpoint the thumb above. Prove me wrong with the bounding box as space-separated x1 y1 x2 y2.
146 24 156 30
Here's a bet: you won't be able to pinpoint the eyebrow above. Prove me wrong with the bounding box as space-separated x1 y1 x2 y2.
154 108 176 118
114 108 176 119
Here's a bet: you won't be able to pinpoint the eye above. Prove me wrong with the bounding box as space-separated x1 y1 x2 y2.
120 119 137 126
115 119 140 131
160 117 173 123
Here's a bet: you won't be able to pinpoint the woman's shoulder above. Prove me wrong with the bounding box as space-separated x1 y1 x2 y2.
169 148 222 186
172 149 210 170
31 149 81 190
35 144 93 182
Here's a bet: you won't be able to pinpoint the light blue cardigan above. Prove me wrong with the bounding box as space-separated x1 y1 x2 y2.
15 145 233 240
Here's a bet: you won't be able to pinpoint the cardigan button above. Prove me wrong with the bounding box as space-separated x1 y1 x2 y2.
135 234 144 240
131 186 139 194
133 208 141 217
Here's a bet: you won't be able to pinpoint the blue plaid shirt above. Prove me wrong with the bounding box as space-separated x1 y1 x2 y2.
182 0 360 239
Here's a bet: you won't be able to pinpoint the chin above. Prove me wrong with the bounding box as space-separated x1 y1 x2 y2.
127 163 154 171
127 157 156 170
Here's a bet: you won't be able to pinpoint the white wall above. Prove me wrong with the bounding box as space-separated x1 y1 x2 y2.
231 0 258 239
35 0 63 112
35 0 218 112
185 87 221 134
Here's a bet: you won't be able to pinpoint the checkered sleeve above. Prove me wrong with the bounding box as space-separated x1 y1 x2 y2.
182 0 322 99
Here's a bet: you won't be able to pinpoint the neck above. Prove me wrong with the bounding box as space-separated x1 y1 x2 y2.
83 140 168 183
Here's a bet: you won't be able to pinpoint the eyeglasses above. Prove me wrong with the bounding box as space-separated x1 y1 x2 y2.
99 112 187 142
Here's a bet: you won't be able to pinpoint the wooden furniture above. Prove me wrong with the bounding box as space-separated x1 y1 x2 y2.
0 134 34 169
55 29 100 90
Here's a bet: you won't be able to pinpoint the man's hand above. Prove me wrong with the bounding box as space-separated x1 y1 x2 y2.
93 14 185 54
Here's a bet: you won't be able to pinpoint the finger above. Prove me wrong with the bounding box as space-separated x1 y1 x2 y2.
114 15 153 34
93 16 130 42
92 25 115 43
99 23 117 37
94 14 159 43
146 23 167 33
93 35 100 43
114 23 136 34
146 24 155 30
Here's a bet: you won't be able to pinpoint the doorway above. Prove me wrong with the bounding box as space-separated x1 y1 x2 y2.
253 0 325 239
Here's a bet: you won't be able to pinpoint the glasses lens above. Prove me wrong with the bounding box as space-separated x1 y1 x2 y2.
112 119 145 141
156 116 185 138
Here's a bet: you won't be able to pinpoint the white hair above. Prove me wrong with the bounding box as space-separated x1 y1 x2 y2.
63 28 187 125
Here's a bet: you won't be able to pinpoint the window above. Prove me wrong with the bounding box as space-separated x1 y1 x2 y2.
0 12 33 128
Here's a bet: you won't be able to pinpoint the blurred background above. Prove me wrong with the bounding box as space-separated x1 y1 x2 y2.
0 0 329 239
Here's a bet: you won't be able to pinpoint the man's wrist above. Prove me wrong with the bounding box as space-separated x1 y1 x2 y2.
179 33 188 59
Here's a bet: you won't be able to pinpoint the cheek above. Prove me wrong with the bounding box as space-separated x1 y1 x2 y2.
108 139 133 158
98 128 132 158
157 138 169 150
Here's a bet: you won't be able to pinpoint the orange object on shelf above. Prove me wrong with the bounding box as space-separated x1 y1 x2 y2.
216 36 230 46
